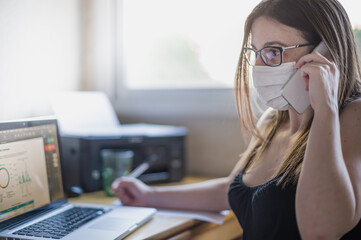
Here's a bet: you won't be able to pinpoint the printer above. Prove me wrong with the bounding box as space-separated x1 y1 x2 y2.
52 92 187 192
60 124 187 192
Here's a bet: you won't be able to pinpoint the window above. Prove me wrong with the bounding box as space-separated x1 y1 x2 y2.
120 0 259 90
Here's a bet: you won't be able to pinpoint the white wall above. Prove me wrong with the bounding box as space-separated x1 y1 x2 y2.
0 0 81 120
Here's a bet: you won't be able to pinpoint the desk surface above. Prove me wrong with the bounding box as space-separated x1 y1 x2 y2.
69 177 243 240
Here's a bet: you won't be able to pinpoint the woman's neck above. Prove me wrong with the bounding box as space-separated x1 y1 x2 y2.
287 107 314 134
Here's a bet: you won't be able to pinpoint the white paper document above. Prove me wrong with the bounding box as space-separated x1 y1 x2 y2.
51 91 122 136
155 209 229 225
112 199 229 224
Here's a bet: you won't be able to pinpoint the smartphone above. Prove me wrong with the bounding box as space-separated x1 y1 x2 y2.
281 41 329 114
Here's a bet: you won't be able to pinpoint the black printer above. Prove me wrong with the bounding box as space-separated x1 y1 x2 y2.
60 123 187 192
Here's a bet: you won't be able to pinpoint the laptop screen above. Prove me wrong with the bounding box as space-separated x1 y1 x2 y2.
0 119 64 222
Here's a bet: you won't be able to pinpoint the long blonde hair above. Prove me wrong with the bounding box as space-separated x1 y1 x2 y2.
235 0 361 186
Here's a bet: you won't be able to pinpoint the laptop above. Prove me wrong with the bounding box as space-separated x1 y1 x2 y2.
0 117 156 240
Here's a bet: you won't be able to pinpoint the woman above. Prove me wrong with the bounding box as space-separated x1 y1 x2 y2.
112 0 361 238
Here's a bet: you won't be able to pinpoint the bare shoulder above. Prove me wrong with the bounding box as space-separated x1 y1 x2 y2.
339 100 361 228
339 99 361 161
340 99 361 129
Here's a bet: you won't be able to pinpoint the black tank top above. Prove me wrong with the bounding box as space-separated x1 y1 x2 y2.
228 167 361 239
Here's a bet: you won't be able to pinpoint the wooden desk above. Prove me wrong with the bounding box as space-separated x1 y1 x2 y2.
69 177 243 240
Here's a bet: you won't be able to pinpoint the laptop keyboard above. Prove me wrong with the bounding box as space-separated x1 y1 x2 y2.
13 207 109 239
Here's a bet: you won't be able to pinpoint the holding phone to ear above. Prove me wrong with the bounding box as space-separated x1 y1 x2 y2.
281 41 329 114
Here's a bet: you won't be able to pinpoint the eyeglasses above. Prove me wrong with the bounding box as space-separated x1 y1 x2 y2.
244 43 315 67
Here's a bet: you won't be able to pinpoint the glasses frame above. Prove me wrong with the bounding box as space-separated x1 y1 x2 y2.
244 43 315 67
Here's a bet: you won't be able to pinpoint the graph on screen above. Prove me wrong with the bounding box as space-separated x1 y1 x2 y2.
0 138 50 221
19 164 31 185
0 167 10 189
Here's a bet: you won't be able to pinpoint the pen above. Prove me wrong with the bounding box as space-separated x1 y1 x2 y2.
127 154 158 178
128 162 150 178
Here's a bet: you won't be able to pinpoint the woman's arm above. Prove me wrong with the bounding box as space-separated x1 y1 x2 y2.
296 106 358 239
150 177 232 211
112 175 233 211
295 53 361 239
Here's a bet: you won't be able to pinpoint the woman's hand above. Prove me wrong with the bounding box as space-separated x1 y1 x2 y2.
295 52 340 113
111 177 154 207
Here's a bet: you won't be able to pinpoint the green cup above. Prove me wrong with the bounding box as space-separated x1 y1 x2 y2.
101 149 133 196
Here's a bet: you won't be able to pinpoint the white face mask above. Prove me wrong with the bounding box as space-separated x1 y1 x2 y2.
252 62 297 111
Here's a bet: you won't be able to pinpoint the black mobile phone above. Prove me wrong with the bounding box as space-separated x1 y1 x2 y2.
281 41 329 114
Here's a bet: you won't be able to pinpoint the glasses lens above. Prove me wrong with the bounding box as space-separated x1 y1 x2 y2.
260 47 281 66
244 48 257 66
